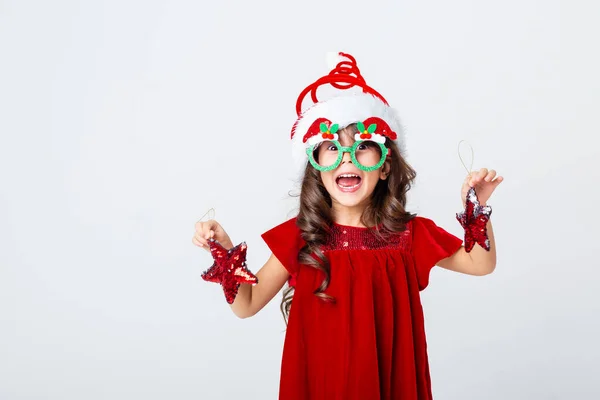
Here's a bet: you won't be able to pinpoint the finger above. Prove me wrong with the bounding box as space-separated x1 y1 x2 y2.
469 172 480 186
472 168 488 185
465 172 474 185
192 236 206 248
194 232 209 247
209 230 215 239
195 221 205 231
202 224 213 239
484 170 496 182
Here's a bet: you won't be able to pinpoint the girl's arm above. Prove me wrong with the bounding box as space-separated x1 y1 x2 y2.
229 252 290 319
437 218 497 276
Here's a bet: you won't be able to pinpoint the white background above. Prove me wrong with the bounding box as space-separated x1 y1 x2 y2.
1 0 599 399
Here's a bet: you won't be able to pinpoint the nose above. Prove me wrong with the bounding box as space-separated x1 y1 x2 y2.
341 150 352 164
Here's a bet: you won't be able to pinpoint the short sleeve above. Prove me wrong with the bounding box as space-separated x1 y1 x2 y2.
261 217 303 286
411 216 463 290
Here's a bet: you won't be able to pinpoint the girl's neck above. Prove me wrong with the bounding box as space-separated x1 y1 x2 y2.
331 203 369 228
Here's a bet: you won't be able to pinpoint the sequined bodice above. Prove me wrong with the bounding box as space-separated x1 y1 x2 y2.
322 222 411 252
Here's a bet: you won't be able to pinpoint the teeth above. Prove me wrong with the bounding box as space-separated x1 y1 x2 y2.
336 173 361 190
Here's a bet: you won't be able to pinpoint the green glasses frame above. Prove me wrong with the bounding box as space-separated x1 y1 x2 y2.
306 139 389 172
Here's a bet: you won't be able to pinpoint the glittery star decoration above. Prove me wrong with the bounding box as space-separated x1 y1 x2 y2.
201 239 258 304
456 186 493 252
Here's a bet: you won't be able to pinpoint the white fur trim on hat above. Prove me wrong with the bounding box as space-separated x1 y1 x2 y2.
291 93 407 175
307 133 338 146
354 133 386 144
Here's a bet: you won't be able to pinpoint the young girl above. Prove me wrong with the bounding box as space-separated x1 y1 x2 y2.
193 53 503 400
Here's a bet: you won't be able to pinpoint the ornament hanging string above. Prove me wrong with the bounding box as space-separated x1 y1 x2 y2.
198 208 215 223
457 139 475 183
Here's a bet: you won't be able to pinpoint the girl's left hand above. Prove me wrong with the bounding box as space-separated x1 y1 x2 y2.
461 168 503 207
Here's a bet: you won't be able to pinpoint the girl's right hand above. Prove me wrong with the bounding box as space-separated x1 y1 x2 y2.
192 219 233 251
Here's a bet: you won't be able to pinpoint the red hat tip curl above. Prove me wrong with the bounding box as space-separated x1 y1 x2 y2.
295 52 389 117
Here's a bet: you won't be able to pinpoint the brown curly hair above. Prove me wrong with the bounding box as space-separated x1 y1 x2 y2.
280 124 417 323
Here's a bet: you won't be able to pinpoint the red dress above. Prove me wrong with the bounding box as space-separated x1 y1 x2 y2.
261 216 463 400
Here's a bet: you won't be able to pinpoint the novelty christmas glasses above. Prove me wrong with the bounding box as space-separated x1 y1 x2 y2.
305 120 390 172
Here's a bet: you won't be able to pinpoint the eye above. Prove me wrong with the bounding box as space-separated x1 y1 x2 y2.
357 141 377 151
326 144 338 151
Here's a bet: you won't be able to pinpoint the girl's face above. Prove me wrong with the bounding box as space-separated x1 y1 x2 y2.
317 128 390 211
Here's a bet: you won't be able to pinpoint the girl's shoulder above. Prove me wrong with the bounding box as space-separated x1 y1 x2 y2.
261 217 304 280
261 216 305 253
406 214 434 226
407 214 464 290
407 214 455 235
262 216 302 238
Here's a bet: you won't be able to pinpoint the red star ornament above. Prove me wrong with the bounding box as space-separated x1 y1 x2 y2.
456 186 492 252
201 239 258 304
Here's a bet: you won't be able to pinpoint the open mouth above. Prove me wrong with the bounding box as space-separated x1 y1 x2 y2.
336 173 362 193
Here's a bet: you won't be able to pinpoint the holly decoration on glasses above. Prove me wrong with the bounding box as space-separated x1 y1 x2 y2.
357 121 377 140
456 186 492 252
201 239 258 304
320 122 339 140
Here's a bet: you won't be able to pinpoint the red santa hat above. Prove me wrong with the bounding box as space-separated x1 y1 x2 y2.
290 52 407 175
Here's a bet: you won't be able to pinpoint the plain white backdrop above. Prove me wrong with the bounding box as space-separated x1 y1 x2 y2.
1 0 599 399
